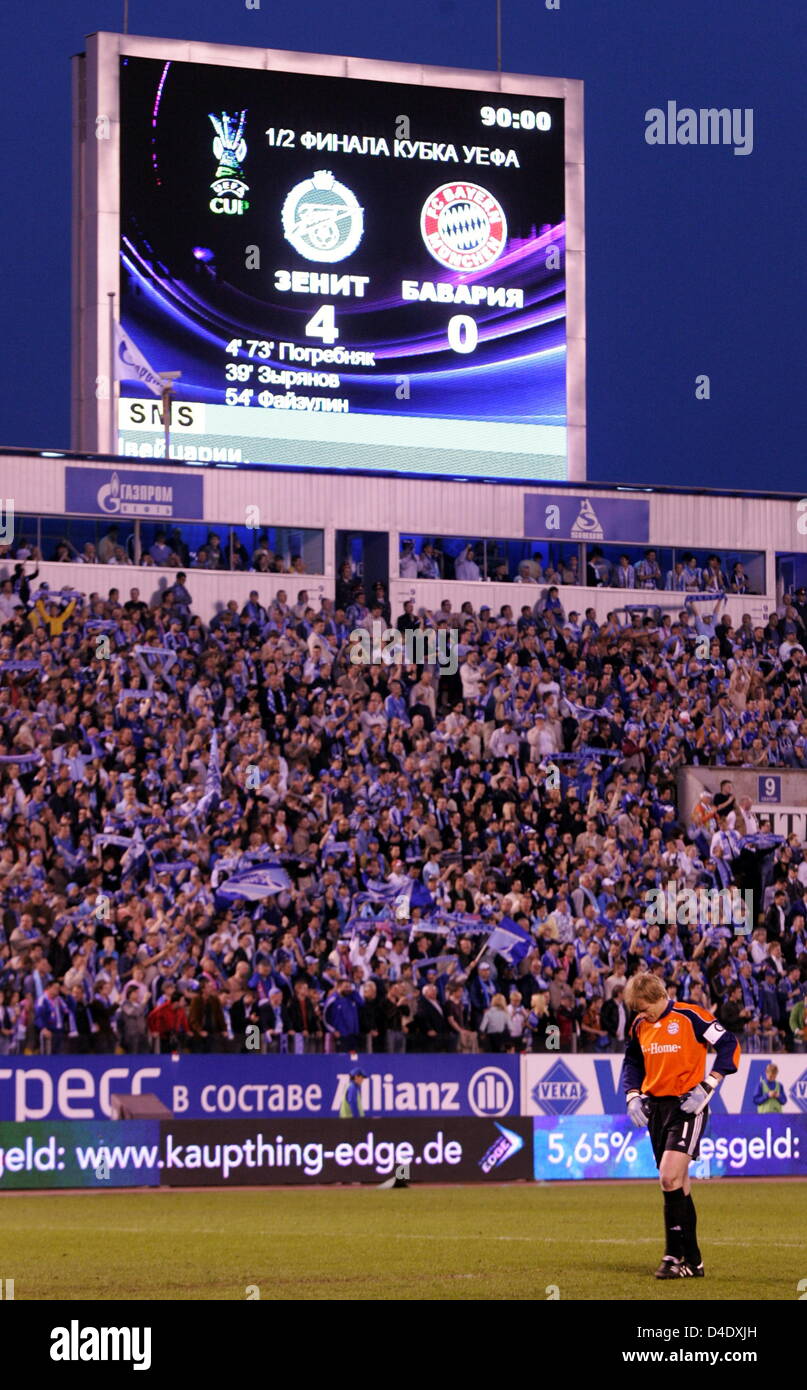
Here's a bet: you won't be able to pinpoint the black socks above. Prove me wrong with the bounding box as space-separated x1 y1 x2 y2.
682 1191 701 1266
663 1188 701 1266
663 1187 688 1261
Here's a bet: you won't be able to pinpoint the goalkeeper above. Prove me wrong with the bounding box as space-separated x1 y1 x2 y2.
623 972 739 1279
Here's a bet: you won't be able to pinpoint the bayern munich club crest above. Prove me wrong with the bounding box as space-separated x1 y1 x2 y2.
282 170 364 263
420 181 507 271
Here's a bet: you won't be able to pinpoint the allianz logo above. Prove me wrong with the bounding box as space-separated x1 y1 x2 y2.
340 1066 514 1117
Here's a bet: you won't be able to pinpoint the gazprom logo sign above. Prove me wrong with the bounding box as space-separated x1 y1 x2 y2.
65 467 204 521
467 1066 514 1117
530 1060 588 1116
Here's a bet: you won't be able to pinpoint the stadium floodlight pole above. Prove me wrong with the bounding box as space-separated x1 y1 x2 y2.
158 370 182 461
496 0 502 73
158 372 182 460
108 291 116 456
162 381 170 460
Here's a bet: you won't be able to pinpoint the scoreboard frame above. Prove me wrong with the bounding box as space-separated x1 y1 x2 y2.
72 31 586 480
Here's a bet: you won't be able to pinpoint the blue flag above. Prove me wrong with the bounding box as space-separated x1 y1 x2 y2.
215 864 291 904
407 879 436 912
486 916 532 967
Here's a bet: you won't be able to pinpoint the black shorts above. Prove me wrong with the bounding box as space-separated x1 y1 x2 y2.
645 1095 707 1167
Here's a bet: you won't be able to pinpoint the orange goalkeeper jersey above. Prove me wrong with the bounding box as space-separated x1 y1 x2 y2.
624 1000 740 1098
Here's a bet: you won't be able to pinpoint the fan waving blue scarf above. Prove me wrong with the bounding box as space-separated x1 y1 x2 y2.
197 729 222 823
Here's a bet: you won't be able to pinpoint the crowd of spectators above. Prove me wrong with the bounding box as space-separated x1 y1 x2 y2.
1 558 806 1057
0 527 312 573
400 539 761 593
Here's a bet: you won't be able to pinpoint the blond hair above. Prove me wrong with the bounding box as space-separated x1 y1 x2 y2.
624 973 667 1010
491 993 507 1010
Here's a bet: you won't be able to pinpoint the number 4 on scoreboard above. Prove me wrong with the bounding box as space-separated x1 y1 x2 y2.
305 305 339 345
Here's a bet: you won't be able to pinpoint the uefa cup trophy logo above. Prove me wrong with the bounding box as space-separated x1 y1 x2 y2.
208 110 249 214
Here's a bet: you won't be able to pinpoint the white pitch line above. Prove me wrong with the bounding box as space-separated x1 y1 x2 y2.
5 1226 803 1249
417 1234 805 1249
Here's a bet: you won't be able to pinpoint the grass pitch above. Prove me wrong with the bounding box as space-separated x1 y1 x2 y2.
3 1180 803 1300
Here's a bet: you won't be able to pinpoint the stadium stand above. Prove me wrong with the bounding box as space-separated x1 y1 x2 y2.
1 551 806 1058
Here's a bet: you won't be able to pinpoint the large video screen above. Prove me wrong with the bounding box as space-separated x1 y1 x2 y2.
118 54 570 479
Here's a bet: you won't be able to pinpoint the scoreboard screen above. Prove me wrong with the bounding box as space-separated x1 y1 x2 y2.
100 43 583 480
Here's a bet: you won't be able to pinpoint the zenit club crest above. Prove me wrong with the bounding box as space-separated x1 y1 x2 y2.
570 499 604 541
420 181 507 271
282 171 364 263
209 110 249 215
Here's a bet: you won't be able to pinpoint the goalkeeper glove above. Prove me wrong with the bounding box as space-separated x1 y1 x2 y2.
680 1073 720 1115
626 1090 649 1127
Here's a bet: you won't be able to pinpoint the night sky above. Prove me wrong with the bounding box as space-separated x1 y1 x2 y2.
0 0 802 491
